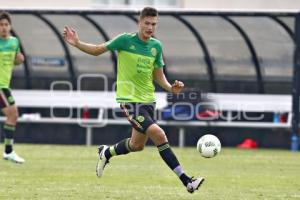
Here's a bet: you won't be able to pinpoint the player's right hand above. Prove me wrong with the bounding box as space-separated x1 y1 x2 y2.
63 26 79 46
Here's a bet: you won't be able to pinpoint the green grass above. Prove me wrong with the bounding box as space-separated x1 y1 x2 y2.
0 145 300 200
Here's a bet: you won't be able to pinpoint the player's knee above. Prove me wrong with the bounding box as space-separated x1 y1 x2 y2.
130 142 144 152
147 125 168 145
157 131 168 143
7 109 18 122
153 128 168 143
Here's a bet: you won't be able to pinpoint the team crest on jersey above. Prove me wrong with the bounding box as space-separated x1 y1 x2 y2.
129 45 136 50
151 48 157 57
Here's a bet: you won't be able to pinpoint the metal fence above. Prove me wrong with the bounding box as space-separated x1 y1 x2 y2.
7 9 296 92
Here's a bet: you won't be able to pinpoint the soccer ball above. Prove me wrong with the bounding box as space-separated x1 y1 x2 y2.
197 134 221 158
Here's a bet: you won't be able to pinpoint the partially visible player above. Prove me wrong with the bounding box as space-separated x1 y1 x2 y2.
64 7 204 193
0 11 25 163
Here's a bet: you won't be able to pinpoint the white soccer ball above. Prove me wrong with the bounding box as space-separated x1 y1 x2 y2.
197 134 221 158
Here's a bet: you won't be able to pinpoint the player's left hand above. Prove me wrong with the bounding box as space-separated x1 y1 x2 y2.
171 80 184 94
14 52 25 65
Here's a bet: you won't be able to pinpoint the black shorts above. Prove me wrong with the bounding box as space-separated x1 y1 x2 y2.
120 102 156 134
0 88 15 109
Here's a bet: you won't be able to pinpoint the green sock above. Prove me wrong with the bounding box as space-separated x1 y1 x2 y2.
158 142 190 186
105 138 132 159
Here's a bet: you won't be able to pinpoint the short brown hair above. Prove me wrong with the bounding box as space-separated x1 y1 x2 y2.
139 7 158 19
0 11 11 24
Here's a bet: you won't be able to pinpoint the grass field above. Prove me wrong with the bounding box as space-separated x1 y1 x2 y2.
0 144 300 200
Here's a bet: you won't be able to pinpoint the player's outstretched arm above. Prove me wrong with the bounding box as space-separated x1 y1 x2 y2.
154 68 184 94
14 52 24 65
63 26 108 56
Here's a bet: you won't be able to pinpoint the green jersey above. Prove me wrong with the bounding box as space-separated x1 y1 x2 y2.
106 33 164 103
0 36 20 88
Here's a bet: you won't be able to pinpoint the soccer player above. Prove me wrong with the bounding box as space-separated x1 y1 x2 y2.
0 11 25 163
63 7 204 193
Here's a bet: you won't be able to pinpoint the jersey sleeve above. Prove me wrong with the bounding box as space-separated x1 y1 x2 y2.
154 43 165 69
105 33 127 51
